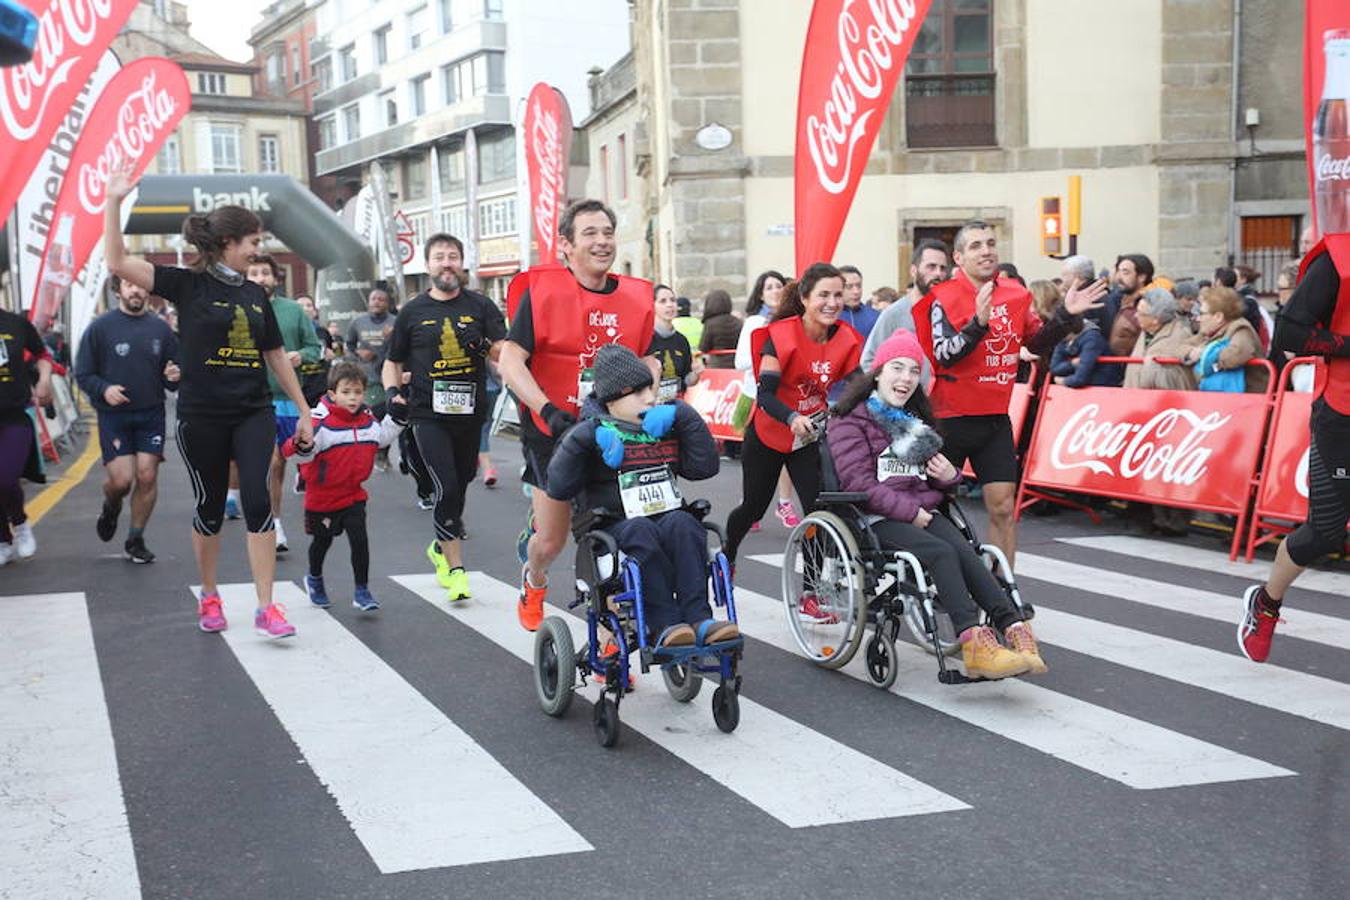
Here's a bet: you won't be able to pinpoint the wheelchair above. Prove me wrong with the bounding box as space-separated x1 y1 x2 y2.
532 499 745 748
779 435 1031 688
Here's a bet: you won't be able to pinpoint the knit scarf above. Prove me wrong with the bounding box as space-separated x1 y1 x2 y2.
209 262 245 287
865 394 943 465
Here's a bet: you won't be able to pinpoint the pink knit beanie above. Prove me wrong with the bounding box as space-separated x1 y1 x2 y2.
871 329 925 371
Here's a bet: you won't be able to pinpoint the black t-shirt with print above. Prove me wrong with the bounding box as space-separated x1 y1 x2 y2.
387 290 506 425
0 309 46 424
152 265 283 419
648 328 693 400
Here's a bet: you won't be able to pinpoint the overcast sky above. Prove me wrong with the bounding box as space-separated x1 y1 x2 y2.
187 0 272 62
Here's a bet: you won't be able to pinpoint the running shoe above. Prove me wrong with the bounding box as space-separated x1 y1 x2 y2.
305 574 331 609
797 593 838 625
416 494 435 511
224 495 242 520
275 521 289 554
123 536 156 565
591 640 635 690
518 566 546 632
1238 585 1282 663
446 567 471 603
750 521 761 533
198 591 227 633
516 511 536 566
1004 621 1048 674
96 499 121 542
353 584 380 612
254 602 296 639
12 523 35 559
0 542 14 567
483 468 498 488
775 500 800 528
961 625 1029 680
426 541 453 589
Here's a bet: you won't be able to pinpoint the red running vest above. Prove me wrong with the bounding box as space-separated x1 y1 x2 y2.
750 316 862 453
506 264 655 436
1299 236 1350 416
911 269 1041 418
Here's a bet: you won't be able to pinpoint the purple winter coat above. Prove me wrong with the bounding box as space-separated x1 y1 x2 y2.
829 403 961 524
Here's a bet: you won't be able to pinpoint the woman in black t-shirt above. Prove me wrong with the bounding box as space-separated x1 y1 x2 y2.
0 309 53 565
104 162 312 640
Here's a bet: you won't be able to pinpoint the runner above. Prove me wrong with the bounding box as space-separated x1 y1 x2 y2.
498 199 657 631
735 269 798 529
911 221 1107 563
382 233 505 603
347 288 395 471
861 239 950 369
75 275 181 563
1238 235 1350 662
650 283 699 401
723 263 863 576
295 293 334 407
104 161 312 639
0 304 52 565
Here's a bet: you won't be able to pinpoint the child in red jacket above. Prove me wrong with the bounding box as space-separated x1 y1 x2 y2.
283 362 402 611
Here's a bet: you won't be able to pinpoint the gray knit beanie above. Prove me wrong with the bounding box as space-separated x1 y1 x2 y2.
592 344 654 403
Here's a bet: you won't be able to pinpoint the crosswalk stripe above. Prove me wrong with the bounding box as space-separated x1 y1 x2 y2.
210 583 592 873
1014 553 1350 651
1056 535 1350 598
392 572 970 827
0 592 141 900
735 565 1293 788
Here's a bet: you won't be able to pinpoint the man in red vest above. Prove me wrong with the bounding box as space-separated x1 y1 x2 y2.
912 221 1106 562
499 200 658 631
1238 235 1350 663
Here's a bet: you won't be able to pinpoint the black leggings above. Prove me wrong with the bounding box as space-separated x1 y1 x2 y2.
1286 437 1350 566
413 419 480 541
176 408 275 535
725 422 822 564
400 427 434 499
871 515 1021 635
306 503 369 584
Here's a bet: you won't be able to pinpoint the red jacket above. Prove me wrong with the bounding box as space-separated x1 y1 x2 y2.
282 397 401 512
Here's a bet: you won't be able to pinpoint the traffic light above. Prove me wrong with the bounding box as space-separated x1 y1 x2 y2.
1040 196 1063 257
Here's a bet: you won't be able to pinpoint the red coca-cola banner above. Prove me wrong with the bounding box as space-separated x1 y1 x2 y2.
28 58 190 326
794 0 933 271
1305 0 1350 237
0 0 139 225
522 82 572 266
684 368 748 442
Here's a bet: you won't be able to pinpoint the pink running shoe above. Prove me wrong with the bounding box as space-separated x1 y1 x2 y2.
255 602 297 640
750 521 761 533
797 593 839 624
775 500 801 528
198 592 227 633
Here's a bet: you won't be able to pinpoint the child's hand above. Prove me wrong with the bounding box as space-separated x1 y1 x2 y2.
642 404 677 438
595 424 625 468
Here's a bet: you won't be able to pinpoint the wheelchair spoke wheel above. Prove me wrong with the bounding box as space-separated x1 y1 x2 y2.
712 685 740 733
782 511 865 670
593 696 621 747
533 617 576 717
903 595 961 657
663 663 702 703
865 631 899 690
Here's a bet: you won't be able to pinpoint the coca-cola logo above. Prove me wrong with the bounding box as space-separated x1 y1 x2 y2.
77 72 179 214
1315 152 1350 182
0 0 114 141
688 377 744 427
1049 403 1231 486
529 97 563 256
805 0 920 194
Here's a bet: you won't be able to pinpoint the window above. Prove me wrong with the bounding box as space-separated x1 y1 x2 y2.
406 4 428 50
484 0 503 19
411 73 430 116
338 43 357 82
438 142 465 189
406 155 428 201
313 56 333 93
617 133 627 200
196 72 227 95
210 124 242 173
266 53 282 86
1239 216 1299 293
341 103 361 142
155 134 180 174
259 135 280 173
438 0 453 32
477 130 515 183
318 115 337 149
291 46 301 85
483 51 505 93
904 0 995 148
373 24 390 65
478 195 517 238
380 89 398 126
446 204 468 238
599 144 609 203
442 62 462 104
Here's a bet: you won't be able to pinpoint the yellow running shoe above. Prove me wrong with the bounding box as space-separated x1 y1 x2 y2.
426 541 453 589
446 566 470 603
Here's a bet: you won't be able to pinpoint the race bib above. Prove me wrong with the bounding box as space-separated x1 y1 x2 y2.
619 466 683 518
577 367 595 404
432 381 476 415
657 377 680 403
791 410 829 451
877 449 922 482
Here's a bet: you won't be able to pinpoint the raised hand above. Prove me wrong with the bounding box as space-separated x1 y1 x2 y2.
107 159 139 203
1063 277 1109 317
975 279 996 325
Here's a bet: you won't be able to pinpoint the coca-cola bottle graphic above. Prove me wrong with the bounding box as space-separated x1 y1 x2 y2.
1314 29 1350 237
35 213 75 331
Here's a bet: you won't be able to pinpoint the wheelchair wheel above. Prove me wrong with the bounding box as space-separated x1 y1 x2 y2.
663 663 702 703
593 696 620 747
782 511 865 670
864 630 899 690
903 596 961 657
534 617 576 717
712 685 740 733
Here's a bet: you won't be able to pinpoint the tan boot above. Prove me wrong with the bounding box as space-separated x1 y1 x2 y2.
960 626 1030 680
1004 621 1049 674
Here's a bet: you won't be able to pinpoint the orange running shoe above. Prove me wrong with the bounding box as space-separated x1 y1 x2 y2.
518 566 546 631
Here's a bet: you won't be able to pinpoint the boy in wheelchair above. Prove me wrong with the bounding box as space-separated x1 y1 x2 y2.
545 344 740 651
828 331 1045 679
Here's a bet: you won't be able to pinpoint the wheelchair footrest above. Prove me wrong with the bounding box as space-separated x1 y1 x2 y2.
653 637 744 665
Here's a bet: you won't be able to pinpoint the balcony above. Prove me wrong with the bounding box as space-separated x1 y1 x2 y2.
315 94 513 175
314 72 379 116
905 73 996 149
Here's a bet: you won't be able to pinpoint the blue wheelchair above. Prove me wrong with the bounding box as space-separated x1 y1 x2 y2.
532 500 744 747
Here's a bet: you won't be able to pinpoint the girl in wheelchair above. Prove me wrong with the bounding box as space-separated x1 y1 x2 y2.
545 344 740 651
829 331 1045 679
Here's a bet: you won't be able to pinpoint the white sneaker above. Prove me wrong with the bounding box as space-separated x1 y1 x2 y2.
13 523 35 559
275 521 289 554
0 542 13 566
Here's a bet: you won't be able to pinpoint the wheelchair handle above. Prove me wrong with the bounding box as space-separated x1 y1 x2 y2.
817 491 869 505
577 528 620 557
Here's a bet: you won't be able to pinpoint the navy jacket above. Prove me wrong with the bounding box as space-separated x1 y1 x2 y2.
1050 321 1119 387
75 310 179 412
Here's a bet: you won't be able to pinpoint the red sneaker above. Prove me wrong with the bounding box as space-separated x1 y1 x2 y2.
592 640 634 690
518 567 546 632
797 593 839 624
1238 585 1282 663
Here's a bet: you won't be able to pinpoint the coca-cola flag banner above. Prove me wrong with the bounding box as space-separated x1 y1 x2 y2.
0 0 139 225
522 82 572 266
684 368 749 442
1305 0 1350 237
794 0 933 271
28 57 190 327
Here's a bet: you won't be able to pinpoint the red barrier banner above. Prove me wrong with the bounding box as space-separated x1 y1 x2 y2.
1306 0 1350 237
28 57 190 328
685 368 748 442
793 0 933 271
0 0 139 225
522 82 572 267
